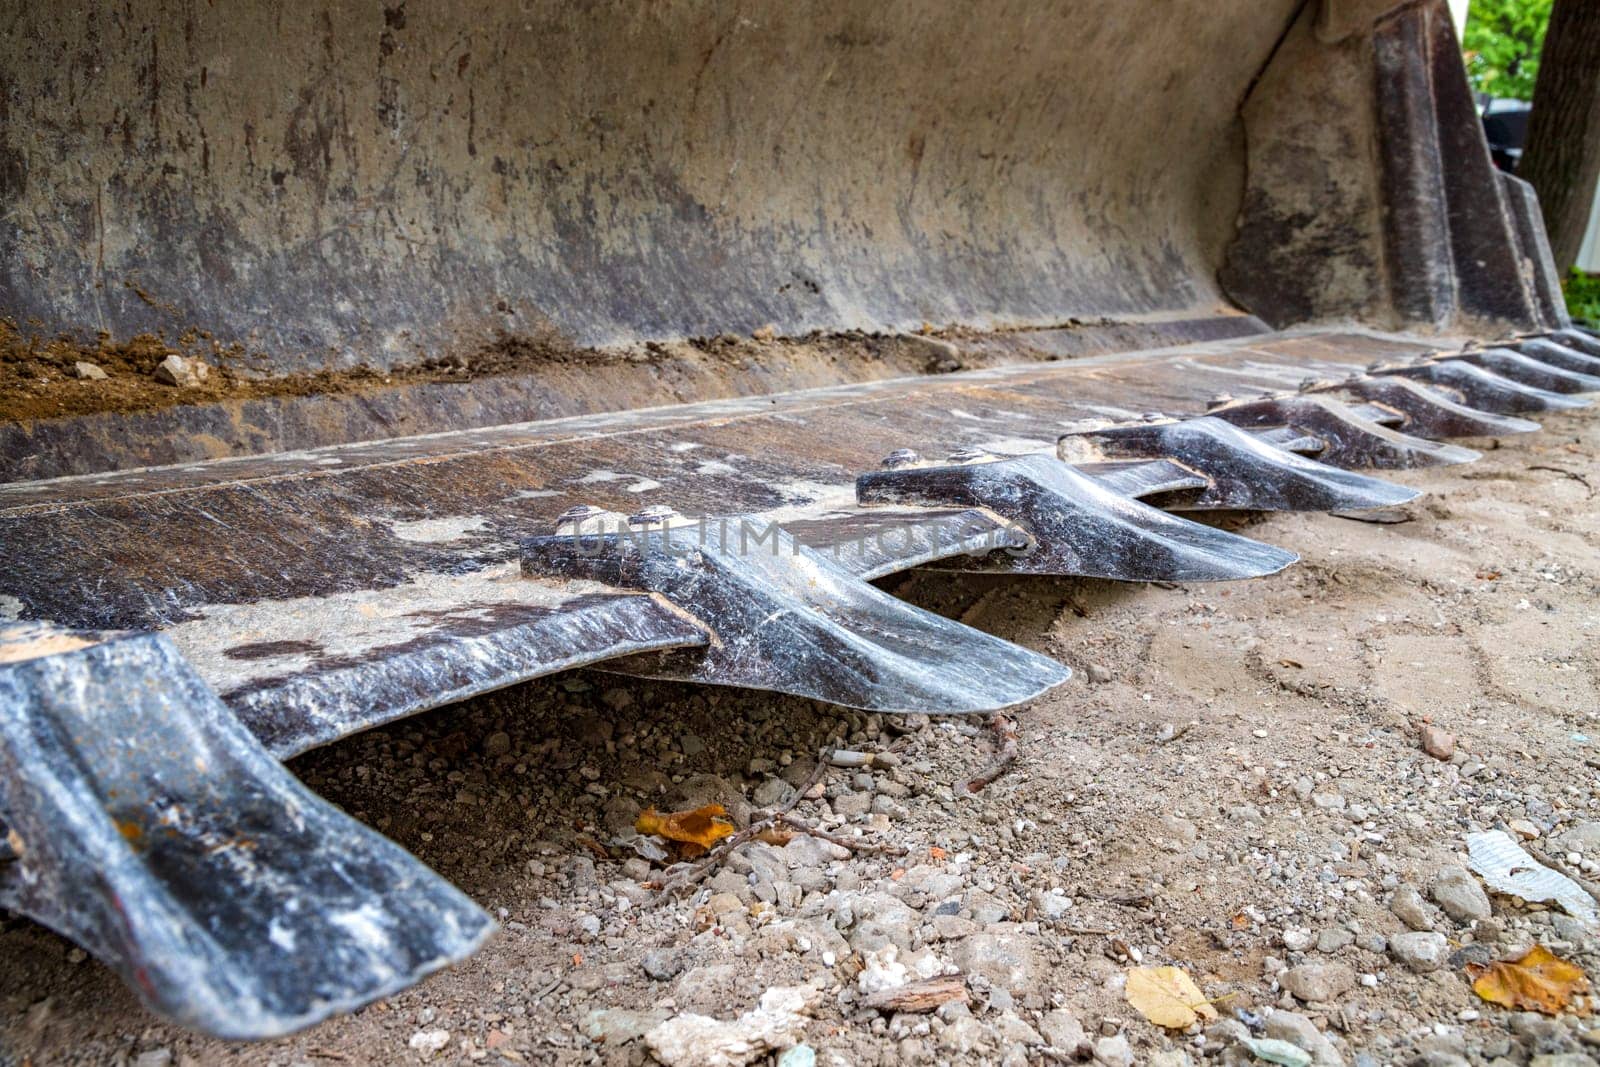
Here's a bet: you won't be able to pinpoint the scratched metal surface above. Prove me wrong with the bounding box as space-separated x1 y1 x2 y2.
0 624 495 1038
0 329 1441 754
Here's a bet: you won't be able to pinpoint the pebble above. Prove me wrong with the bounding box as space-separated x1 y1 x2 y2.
1389 931 1449 972
1390 885 1438 931
1281 962 1355 1003
952 933 1038 993
1420 724 1456 760
642 949 684 981
1040 1010 1088 1051
482 731 511 757
1264 1011 1344 1067
74 361 108 381
408 1029 451 1053
1086 663 1113 684
152 354 208 388
1092 1034 1134 1067
1316 927 1355 954
1432 866 1491 923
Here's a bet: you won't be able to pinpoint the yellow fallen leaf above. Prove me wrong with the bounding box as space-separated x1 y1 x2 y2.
1467 945 1590 1016
1125 966 1218 1029
636 804 736 854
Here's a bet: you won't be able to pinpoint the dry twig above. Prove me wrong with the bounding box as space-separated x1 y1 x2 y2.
958 712 1019 793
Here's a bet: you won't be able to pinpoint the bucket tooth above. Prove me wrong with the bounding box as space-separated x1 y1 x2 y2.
520 523 1070 713
1205 395 1480 469
1371 359 1589 413
1305 376 1540 438
1549 329 1600 358
855 453 1297 582
1514 338 1600 377
1253 427 1328 454
1060 416 1418 511
1445 348 1600 394
1085 458 1211 500
0 623 494 1040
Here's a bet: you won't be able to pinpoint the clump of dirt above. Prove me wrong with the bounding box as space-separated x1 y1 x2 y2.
0 316 1137 427
0 319 612 424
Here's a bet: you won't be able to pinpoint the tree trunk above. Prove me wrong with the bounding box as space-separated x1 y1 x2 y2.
1519 0 1600 274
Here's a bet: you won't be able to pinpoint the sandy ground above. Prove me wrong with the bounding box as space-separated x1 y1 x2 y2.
5 408 1600 1067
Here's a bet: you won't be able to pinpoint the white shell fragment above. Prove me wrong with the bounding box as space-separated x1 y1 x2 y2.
1467 830 1599 927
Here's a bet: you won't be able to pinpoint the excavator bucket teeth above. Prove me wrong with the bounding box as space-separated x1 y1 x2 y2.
1305 376 1540 438
1513 338 1600 377
856 453 1298 582
1059 417 1419 512
0 623 494 1040
1548 329 1600 358
1445 349 1600 394
1372 360 1591 414
520 524 1070 713
2 0 1597 1036
1203 396 1480 469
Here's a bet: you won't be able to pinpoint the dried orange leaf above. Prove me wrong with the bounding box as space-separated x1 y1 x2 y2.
1125 966 1218 1029
635 804 736 851
1467 945 1590 1016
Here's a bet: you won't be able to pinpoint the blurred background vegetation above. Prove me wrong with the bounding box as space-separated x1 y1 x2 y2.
1466 0 1595 320
1464 0 1552 100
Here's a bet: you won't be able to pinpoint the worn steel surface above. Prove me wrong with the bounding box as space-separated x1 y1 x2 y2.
1058 417 1421 512
0 623 494 1038
1304 377 1541 438
1372 359 1591 413
0 328 1507 759
2 0 1298 368
521 525 1069 712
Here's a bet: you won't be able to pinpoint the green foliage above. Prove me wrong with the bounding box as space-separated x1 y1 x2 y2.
1566 270 1600 324
1464 0 1552 101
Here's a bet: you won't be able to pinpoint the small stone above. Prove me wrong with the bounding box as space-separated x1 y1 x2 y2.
408 1029 451 1053
1389 931 1449 972
642 950 684 981
951 933 1038 994
1559 823 1600 853
1283 927 1315 952
1281 962 1356 1003
582 1008 672 1045
1092 1034 1134 1067
1086 663 1114 684
754 777 794 808
1509 818 1541 840
1316 927 1355 954
1264 1010 1344 1067
482 731 511 757
1391 886 1438 931
152 354 208 388
833 792 872 818
1432 866 1491 923
776 1046 815 1067
1040 1010 1088 1052
1420 724 1455 760
1148 1052 1194 1067
996 1014 1044 1046
1205 1018 1250 1048
73 361 108 381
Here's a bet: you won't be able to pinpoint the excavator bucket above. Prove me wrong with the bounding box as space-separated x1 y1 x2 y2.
1 0 1591 1037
